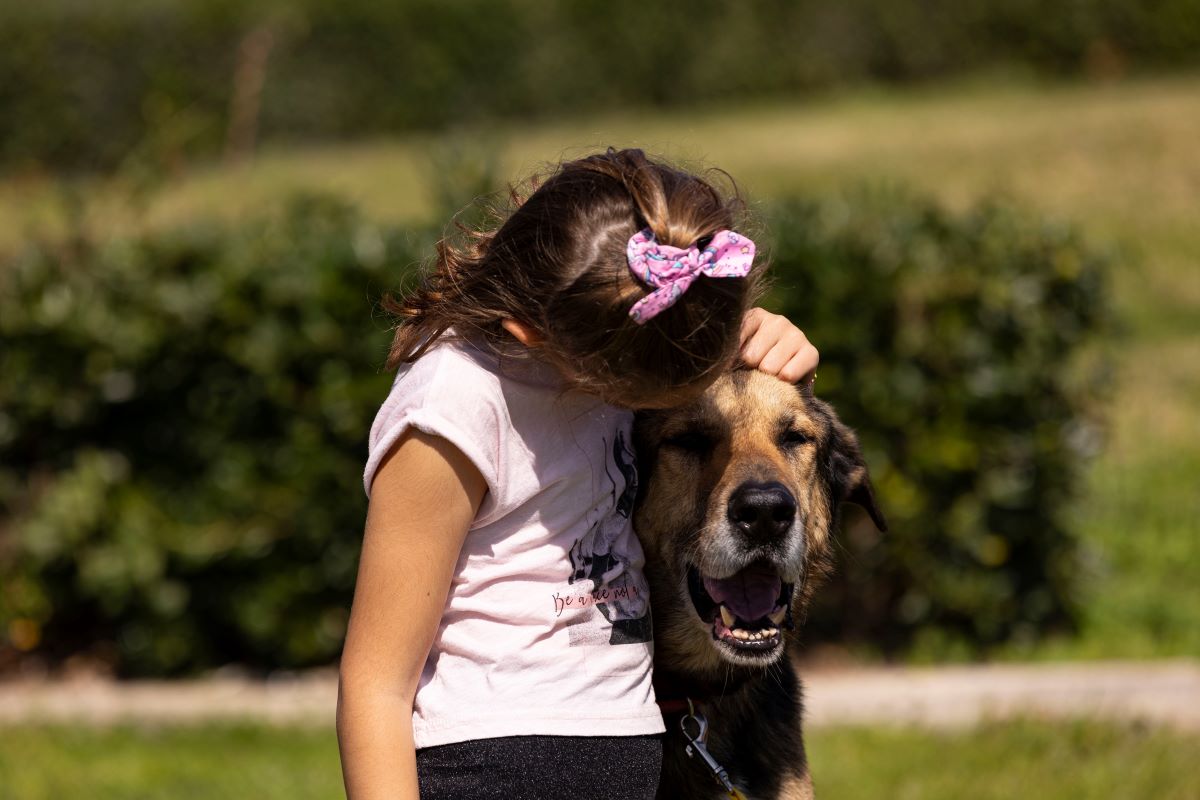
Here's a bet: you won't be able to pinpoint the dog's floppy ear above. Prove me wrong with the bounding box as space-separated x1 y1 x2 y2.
827 415 888 533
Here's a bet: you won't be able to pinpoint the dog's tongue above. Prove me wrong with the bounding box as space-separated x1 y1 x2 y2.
703 564 781 622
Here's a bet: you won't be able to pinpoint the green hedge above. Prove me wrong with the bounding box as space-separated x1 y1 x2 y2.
766 190 1111 654
0 196 412 674
3 0 1200 172
0 188 1109 675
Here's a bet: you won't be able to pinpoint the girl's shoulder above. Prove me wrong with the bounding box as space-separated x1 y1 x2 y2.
393 335 506 398
364 337 512 498
391 332 565 406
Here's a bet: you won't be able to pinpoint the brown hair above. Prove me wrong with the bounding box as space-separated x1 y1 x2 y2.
384 148 762 408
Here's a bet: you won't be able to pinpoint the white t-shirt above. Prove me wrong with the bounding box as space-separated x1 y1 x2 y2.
363 336 664 748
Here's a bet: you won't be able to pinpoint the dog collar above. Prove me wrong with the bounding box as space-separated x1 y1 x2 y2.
656 697 694 716
654 667 755 710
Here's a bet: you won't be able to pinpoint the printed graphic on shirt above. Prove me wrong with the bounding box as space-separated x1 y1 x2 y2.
558 430 653 646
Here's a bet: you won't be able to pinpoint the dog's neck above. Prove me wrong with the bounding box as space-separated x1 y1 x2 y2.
653 664 759 715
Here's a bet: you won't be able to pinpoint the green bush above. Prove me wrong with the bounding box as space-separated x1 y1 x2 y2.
765 189 1111 655
0 187 1109 674
2 0 1199 172
0 196 412 674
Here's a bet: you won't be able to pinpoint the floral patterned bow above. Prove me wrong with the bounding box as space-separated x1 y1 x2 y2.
626 228 755 323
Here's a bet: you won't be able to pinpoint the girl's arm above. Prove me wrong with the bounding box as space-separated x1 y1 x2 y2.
739 307 820 384
337 430 487 800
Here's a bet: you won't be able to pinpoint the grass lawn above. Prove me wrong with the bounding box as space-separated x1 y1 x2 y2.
0 720 1196 800
4 74 1198 660
808 719 1200 800
0 723 343 800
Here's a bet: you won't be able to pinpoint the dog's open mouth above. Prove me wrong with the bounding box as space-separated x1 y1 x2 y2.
687 561 794 654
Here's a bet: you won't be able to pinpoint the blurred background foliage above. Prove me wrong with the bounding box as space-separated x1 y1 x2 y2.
767 192 1110 654
1 0 1196 677
0 182 1109 674
3 0 1200 173
0 197 416 673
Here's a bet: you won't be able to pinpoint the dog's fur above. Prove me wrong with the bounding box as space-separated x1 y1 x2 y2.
634 370 886 799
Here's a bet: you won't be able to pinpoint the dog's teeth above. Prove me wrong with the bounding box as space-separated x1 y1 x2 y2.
768 607 787 625
731 628 750 640
720 606 736 628
764 627 778 637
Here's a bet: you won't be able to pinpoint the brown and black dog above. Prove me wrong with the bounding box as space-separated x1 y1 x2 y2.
634 369 886 800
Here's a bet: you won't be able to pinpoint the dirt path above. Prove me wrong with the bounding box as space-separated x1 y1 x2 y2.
1 660 1197 730
801 660 1200 731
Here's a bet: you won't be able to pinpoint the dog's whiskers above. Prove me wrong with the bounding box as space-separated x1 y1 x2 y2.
766 658 788 696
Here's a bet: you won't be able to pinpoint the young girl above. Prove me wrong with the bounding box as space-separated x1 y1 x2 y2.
336 148 817 800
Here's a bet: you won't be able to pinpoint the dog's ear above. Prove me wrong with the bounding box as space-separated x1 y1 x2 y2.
827 415 888 533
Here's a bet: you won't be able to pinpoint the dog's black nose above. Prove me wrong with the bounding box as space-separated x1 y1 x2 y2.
727 482 797 540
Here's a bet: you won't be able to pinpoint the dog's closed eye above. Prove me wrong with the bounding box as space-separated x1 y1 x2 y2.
662 428 716 455
779 428 811 448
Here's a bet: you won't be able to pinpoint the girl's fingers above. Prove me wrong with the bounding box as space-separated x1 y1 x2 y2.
758 334 818 380
781 351 819 386
739 306 770 343
738 308 772 364
739 308 793 367
756 338 794 376
740 308 819 384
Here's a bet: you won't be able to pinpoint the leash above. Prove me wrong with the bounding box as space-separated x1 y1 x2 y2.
676 698 750 800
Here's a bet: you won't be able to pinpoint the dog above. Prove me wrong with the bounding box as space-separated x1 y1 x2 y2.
634 369 886 799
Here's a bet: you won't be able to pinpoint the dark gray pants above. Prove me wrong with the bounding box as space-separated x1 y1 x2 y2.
417 734 663 799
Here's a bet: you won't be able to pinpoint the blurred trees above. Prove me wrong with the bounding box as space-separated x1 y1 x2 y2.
2 0 1198 172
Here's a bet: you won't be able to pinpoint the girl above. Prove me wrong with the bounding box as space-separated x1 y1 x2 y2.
337 148 817 800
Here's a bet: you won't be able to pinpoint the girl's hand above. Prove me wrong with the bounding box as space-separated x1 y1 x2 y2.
739 308 819 386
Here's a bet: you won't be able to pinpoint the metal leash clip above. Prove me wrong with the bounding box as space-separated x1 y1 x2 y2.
679 699 748 799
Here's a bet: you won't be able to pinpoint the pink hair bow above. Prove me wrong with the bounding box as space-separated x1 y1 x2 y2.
626 228 756 323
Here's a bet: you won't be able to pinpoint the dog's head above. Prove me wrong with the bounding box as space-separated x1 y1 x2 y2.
633 369 886 673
